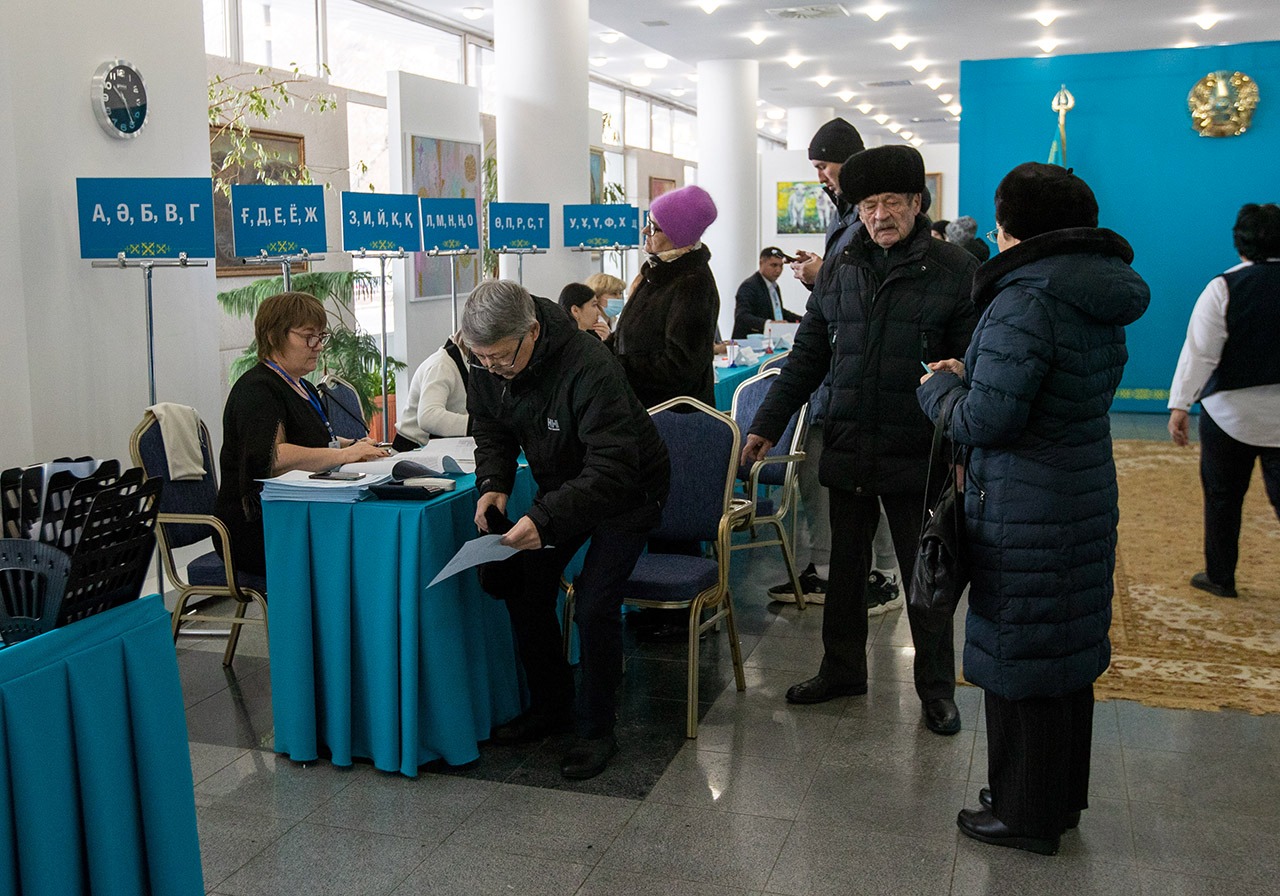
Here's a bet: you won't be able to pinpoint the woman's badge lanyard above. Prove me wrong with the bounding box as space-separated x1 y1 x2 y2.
265 361 340 448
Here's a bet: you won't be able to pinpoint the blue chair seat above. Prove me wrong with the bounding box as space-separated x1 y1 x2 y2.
732 492 775 516
186 551 268 594
626 554 719 602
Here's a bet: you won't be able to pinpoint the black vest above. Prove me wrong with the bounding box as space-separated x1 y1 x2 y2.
1203 262 1280 398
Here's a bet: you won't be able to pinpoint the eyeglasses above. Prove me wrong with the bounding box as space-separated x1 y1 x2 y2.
292 329 332 349
857 195 910 218
986 228 1000 243
469 333 527 372
643 220 663 234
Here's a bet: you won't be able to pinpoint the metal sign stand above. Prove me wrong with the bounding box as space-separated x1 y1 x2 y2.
570 242 639 280
355 248 406 443
242 248 327 290
495 246 545 286
424 247 477 336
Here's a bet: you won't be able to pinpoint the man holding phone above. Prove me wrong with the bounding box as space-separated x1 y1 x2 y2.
462 280 670 780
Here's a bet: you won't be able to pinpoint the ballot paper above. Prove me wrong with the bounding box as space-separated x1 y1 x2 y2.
341 438 477 477
427 534 521 588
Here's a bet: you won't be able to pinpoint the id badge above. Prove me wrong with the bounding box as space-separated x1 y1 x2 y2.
329 438 341 449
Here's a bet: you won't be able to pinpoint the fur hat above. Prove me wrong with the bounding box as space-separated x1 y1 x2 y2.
837 145 926 207
649 185 718 248
945 216 978 243
994 162 1098 240
808 118 866 163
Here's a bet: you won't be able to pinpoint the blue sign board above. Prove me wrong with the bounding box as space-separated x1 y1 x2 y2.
488 202 550 250
562 204 640 248
340 192 422 252
420 198 480 252
76 177 216 259
230 184 327 257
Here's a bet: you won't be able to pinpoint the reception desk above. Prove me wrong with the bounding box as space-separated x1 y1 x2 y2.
0 595 203 895
264 471 535 777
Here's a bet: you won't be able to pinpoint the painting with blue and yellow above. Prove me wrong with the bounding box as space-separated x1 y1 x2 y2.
776 181 832 235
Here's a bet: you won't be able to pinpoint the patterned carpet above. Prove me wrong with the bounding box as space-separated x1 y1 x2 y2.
1099 439 1280 714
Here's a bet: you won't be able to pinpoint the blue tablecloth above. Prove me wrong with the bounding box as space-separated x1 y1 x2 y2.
265 471 535 777
0 595 203 896
714 353 786 411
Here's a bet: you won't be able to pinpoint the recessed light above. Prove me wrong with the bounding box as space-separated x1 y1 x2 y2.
670 87 686 98
887 122 903 133
1194 13 1219 30
756 98 767 106
461 6 485 20
599 31 621 44
856 102 874 114
630 74 652 87
814 75 834 88
645 55 669 69
938 93 954 104
946 103 962 116
911 136 924 147
862 3 890 21
756 117 766 129
900 130 913 139
837 89 856 103
589 55 608 67
746 29 768 45
889 34 911 50
909 58 929 72
766 108 786 121
873 113 889 124
1034 10 1059 27
770 123 784 135
1174 39 1198 48
699 0 722 13
923 76 944 90
784 53 805 69
1036 37 1060 54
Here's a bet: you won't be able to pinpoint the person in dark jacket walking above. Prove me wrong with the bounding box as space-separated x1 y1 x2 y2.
464 280 670 780
614 184 720 408
744 145 978 735
918 162 1150 855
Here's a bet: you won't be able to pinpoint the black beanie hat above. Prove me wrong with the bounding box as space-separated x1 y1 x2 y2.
837 145 926 206
994 162 1098 240
808 118 865 162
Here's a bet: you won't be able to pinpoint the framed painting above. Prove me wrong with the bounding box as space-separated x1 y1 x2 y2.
410 135 483 301
925 172 942 213
648 176 677 203
210 127 307 277
590 148 605 204
776 181 831 234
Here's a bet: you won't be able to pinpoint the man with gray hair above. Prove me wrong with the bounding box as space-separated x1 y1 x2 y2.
462 279 670 780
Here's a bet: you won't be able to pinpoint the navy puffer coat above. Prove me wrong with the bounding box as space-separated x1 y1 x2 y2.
917 228 1150 700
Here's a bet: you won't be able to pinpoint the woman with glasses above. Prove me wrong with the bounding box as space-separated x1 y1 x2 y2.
215 291 388 574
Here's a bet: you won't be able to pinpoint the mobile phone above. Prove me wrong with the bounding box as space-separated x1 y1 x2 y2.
309 470 365 481
921 361 933 372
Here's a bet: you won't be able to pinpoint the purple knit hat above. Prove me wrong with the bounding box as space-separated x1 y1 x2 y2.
649 185 718 248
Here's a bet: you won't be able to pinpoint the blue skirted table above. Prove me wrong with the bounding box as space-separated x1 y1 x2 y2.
714 352 787 411
0 595 203 895
264 471 536 777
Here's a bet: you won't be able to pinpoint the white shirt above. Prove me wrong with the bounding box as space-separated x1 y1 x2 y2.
1168 259 1280 447
396 345 469 445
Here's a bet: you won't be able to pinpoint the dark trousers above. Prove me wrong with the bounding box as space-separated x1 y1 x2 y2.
1199 409 1280 589
503 526 648 739
985 684 1094 838
821 489 955 701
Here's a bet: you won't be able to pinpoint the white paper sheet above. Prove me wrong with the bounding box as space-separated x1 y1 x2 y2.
427 534 521 588
340 438 477 477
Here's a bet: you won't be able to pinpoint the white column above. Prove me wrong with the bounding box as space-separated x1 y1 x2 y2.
696 59 758 342
787 107 835 150
494 0 593 295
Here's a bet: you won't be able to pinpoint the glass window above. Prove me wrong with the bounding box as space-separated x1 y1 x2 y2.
203 0 228 57
588 82 622 146
603 150 625 203
242 0 319 73
672 110 697 161
624 94 649 149
347 100 388 195
650 106 672 155
683 164 698 186
325 0 463 93
467 42 496 115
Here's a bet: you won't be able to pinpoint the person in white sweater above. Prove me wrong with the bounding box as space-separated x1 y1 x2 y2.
393 333 470 450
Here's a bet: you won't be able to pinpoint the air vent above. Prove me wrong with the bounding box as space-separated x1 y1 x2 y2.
862 79 913 88
766 4 850 19
640 20 670 27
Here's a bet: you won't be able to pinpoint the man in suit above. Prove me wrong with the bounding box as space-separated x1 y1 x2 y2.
732 247 803 339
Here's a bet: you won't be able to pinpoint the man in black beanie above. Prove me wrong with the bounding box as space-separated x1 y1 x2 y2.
745 143 979 736
790 118 866 286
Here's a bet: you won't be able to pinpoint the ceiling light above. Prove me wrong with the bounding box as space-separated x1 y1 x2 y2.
923 76 944 90
909 58 929 72
862 3 890 21
899 130 913 139
1034 10 1059 27
756 117 766 129
1036 37 1060 53
770 123 784 135
837 89 856 103
873 113 889 124
461 6 485 20
630 74 652 87
1194 13 1219 30
784 53 805 69
756 98 767 106
746 29 768 45
1174 39 1198 48
856 102 874 114
599 31 620 44
911 136 924 147
814 75 834 88
766 107 786 120
589 55 608 67
946 102 962 116
887 122 903 133
938 93 954 104
670 87 686 97
699 0 723 12
889 34 911 50
645 55 669 69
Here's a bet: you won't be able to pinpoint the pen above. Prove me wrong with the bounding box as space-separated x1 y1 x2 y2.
921 361 932 373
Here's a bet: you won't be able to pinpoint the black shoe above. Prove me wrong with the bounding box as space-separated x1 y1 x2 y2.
785 674 867 704
978 788 1080 830
1191 571 1237 598
767 563 826 605
491 710 572 745
559 735 618 780
866 570 904 616
957 808 1059 856
922 697 961 735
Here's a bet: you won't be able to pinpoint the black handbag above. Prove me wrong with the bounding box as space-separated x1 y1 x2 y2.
476 505 523 600
910 407 968 616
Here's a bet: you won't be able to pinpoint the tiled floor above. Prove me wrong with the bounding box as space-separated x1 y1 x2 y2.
179 412 1279 896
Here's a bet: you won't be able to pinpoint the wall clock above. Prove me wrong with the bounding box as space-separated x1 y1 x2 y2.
91 59 148 138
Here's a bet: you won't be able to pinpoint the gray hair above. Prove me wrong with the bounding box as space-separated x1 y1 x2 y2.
945 215 979 243
461 279 536 347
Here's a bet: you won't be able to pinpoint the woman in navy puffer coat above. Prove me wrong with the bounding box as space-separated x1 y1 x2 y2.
918 163 1150 856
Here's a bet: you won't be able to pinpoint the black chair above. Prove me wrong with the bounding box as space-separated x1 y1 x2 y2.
0 538 71 646
317 374 369 441
130 409 267 666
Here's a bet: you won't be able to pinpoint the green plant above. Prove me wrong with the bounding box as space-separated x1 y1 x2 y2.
481 140 499 278
217 271 406 422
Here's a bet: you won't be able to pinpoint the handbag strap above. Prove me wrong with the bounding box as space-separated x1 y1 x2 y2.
920 393 962 535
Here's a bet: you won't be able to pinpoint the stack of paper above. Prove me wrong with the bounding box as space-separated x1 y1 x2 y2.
259 470 392 503
340 438 477 477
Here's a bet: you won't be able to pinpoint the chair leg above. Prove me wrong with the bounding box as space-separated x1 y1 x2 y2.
769 518 808 610
686 600 702 738
222 599 249 666
561 585 577 662
170 590 194 642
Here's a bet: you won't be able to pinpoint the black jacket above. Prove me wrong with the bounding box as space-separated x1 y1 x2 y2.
614 245 718 408
469 296 670 546
750 218 977 495
732 271 801 338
